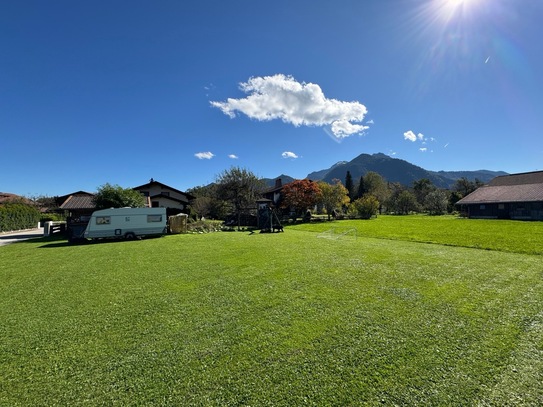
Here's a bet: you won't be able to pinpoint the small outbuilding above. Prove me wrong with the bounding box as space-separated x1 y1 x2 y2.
456 171 543 220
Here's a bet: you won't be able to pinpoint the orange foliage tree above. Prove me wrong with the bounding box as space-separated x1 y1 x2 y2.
281 179 322 216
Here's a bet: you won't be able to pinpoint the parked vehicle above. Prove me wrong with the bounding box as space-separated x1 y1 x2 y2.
83 207 167 240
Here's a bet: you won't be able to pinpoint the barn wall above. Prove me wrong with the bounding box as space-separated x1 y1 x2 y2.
466 202 543 220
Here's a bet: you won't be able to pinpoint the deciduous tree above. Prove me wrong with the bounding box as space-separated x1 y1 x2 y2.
454 177 484 197
215 167 265 229
413 178 435 208
93 183 146 210
318 180 350 220
281 179 322 219
362 171 389 213
425 190 449 215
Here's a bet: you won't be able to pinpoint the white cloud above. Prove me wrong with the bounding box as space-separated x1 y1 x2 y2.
228 154 239 159
419 147 428 152
404 130 417 142
404 130 425 142
211 74 368 138
367 119 374 124
331 120 369 138
282 151 299 159
195 151 214 160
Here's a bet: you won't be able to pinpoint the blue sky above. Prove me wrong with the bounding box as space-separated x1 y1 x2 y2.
2 0 542 197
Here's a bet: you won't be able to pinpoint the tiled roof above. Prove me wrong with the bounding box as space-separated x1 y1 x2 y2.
59 194 96 210
489 171 543 186
0 192 24 204
457 183 543 205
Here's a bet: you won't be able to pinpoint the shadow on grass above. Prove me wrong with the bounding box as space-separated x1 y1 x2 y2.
38 234 168 248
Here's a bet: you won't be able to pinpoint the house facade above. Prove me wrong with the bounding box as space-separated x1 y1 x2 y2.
132 179 194 216
262 178 284 207
456 171 543 220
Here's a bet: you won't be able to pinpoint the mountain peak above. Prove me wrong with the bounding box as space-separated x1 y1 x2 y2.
305 153 504 188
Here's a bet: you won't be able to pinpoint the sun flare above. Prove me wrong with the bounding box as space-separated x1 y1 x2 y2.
434 0 481 22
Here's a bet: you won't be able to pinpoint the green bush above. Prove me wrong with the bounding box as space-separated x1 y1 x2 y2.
0 203 41 232
40 212 66 224
351 195 380 219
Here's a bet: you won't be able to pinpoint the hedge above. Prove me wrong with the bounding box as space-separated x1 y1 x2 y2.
0 203 41 232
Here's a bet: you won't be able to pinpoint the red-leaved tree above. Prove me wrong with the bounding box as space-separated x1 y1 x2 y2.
281 179 322 216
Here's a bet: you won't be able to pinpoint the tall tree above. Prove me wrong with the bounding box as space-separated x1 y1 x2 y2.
345 171 354 200
394 190 419 215
425 190 449 215
454 177 483 197
93 183 146 210
413 178 435 208
215 167 265 229
317 180 350 220
363 171 389 212
281 179 322 219
187 184 230 220
356 175 366 199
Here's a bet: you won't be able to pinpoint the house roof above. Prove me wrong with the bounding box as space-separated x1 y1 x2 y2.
55 191 94 207
0 192 26 204
132 180 195 200
457 172 543 205
59 193 96 210
488 171 543 187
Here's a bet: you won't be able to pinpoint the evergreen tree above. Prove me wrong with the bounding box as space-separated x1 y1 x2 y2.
356 175 366 199
345 171 354 200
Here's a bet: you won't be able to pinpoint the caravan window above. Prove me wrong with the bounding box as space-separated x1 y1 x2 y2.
96 216 111 225
147 215 162 223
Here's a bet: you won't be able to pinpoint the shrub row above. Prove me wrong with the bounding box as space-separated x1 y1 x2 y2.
0 203 41 232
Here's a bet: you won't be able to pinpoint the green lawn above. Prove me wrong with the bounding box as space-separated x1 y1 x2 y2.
1 217 542 405
290 214 543 255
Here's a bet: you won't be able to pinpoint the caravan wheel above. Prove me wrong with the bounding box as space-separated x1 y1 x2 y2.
125 232 136 240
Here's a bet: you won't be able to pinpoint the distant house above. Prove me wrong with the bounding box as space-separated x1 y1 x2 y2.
262 178 285 207
57 191 97 239
57 191 96 220
132 179 194 216
456 171 543 220
0 192 28 204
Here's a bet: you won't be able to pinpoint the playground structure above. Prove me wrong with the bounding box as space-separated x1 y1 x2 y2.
256 199 283 233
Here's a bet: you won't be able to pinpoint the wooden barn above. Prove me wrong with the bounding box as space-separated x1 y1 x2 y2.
456 171 543 220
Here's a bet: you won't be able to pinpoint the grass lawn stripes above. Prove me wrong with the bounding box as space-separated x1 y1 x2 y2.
1 216 542 405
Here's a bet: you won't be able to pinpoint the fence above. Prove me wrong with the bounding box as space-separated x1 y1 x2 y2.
44 221 67 237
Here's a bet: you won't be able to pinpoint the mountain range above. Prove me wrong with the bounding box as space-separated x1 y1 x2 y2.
264 153 507 189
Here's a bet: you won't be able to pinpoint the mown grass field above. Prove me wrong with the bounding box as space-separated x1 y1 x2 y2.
1 216 542 405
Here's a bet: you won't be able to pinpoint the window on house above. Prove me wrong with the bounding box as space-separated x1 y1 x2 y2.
152 201 159 207
96 216 110 225
480 205 486 210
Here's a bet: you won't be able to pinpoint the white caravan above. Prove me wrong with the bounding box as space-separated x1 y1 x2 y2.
84 207 167 240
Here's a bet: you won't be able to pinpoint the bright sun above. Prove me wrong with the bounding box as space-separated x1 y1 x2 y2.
438 0 480 19
447 0 478 9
